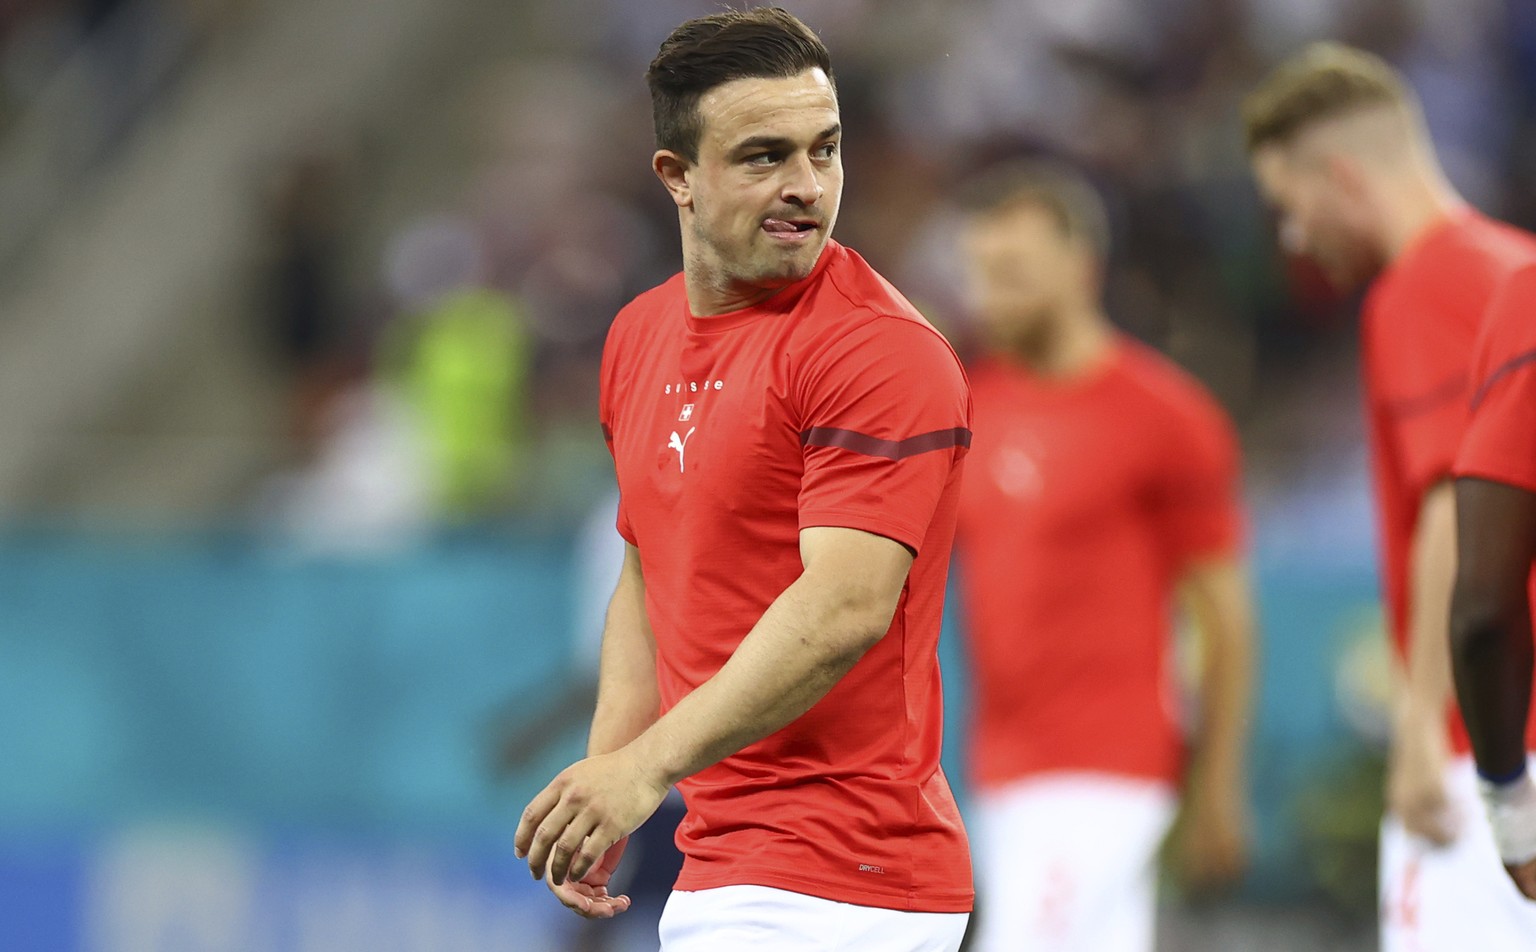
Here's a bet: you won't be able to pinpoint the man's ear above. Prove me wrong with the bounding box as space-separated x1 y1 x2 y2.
654 150 693 210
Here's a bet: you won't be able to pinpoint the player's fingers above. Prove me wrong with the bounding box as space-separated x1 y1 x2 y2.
525 798 581 881
514 782 564 859
548 813 602 887
553 880 632 919
1407 804 1457 847
568 823 622 885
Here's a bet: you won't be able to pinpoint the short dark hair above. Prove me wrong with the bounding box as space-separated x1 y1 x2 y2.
959 158 1112 261
646 7 835 161
1243 43 1412 153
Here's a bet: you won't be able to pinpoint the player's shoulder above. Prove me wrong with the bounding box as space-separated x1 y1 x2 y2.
800 243 962 363
1112 338 1233 429
1481 261 1536 349
608 271 685 340
1387 212 1536 303
1453 212 1536 264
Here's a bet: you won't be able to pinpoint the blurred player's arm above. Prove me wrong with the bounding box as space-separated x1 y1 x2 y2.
516 525 911 886
587 543 660 758
1175 556 1255 888
1450 478 1536 898
1390 480 1459 845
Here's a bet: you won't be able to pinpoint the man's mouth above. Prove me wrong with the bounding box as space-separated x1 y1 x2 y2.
762 218 819 241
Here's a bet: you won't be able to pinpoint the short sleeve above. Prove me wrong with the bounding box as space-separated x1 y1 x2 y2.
1152 384 1245 567
598 320 638 546
1367 294 1477 499
794 316 972 553
1457 267 1536 493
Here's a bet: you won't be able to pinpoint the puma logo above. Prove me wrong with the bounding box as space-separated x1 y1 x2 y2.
667 427 696 472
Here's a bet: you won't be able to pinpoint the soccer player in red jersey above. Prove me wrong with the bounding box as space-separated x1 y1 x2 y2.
513 9 973 950
953 160 1256 952
1246 44 1536 947
1451 264 1536 902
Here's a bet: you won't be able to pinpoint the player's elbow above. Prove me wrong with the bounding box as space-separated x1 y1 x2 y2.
822 585 901 656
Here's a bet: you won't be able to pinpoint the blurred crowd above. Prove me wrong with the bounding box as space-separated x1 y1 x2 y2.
5 0 1532 534
216 0 1536 542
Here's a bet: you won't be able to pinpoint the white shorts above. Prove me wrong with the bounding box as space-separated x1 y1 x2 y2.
658 884 969 952
970 772 1177 952
1380 756 1536 951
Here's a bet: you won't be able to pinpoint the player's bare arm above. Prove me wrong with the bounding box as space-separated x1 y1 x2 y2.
521 542 657 920
1174 557 1255 889
1450 477 1536 898
588 544 660 758
515 525 912 891
1390 481 1459 845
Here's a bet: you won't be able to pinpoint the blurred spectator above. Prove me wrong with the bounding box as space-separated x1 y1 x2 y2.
382 214 531 518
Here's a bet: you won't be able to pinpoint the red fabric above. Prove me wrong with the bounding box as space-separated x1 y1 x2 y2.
598 241 974 913
1456 265 1536 719
1362 210 1536 754
1458 263 1536 494
955 339 1244 790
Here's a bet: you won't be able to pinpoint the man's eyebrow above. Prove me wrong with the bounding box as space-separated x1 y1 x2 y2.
732 123 843 154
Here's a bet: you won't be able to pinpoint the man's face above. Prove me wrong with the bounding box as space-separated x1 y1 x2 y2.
681 68 842 295
1252 143 1380 291
962 202 1088 346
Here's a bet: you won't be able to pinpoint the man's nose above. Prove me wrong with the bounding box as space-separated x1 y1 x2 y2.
780 154 824 207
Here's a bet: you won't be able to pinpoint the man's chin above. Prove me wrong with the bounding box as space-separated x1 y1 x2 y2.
760 240 826 282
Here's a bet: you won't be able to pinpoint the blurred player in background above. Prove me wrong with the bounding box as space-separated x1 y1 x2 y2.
1450 264 1536 903
953 159 1255 952
1245 43 1536 949
515 8 974 951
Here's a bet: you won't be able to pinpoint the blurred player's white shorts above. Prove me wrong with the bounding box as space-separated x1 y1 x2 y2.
970 771 1177 952
658 883 969 951
1380 755 1536 951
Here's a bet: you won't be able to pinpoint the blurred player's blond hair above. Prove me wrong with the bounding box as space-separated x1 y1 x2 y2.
1242 43 1416 153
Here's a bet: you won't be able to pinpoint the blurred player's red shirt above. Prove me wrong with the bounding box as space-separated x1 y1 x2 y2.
956 338 1243 789
1458 263 1536 494
598 241 974 913
1363 209 1536 754
1455 262 1536 686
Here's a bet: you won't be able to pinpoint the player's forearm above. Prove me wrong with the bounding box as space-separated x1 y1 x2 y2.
1449 479 1536 780
1401 483 1458 726
1451 582 1534 779
1186 562 1255 786
625 566 896 787
587 548 661 757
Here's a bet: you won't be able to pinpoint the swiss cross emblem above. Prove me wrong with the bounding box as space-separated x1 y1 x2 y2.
678 404 695 422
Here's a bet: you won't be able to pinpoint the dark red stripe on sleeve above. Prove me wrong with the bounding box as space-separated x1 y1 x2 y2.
1471 348 1536 411
799 426 972 460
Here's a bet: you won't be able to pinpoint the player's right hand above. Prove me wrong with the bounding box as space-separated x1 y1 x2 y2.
1386 705 1458 846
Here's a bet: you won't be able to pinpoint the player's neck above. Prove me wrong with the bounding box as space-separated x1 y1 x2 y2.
683 273 782 317
1008 309 1114 379
1379 170 1466 263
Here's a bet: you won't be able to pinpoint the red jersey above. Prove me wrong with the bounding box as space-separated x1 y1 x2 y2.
1362 209 1536 754
598 241 974 913
1458 263 1536 493
956 339 1244 790
1455 264 1536 733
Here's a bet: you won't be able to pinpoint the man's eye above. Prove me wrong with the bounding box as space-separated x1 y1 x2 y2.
747 153 777 166
815 143 839 159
